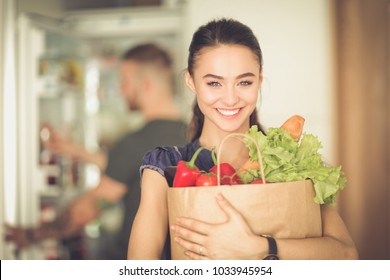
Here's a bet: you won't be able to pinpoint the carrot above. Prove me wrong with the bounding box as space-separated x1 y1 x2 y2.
237 158 259 175
280 115 305 141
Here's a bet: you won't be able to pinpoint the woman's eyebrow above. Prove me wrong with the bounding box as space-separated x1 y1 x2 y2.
202 74 223 79
236 72 256 79
202 72 256 79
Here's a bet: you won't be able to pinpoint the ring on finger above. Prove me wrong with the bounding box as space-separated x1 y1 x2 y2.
198 245 204 255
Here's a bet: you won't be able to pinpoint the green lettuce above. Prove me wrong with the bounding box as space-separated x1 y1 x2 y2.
241 125 346 204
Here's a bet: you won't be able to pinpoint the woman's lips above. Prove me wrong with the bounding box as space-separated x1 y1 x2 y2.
216 108 241 117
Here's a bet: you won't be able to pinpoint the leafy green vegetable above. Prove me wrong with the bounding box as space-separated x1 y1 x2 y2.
241 125 346 204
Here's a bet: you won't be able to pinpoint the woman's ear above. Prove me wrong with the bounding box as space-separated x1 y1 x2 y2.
185 70 196 93
259 73 263 85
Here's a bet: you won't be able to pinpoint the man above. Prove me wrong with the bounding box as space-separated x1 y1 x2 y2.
5 43 187 259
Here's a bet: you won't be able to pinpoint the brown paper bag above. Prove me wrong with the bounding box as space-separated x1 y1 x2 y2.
167 180 322 260
167 133 322 260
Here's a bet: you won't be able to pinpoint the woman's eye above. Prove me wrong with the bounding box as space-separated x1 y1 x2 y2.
239 80 253 86
206 81 221 87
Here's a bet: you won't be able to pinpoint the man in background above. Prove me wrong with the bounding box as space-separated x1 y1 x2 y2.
5 43 187 259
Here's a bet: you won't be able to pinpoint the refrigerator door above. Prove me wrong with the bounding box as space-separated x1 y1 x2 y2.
13 7 183 259
1 0 18 260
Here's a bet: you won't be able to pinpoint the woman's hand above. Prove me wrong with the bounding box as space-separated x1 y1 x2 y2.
170 193 266 260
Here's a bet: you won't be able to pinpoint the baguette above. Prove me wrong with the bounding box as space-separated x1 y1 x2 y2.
280 115 305 141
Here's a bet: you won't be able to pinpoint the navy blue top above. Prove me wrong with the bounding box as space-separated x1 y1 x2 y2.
140 139 215 181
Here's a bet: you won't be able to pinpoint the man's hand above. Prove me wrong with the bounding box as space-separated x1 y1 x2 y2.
40 122 107 170
41 122 78 158
5 224 35 253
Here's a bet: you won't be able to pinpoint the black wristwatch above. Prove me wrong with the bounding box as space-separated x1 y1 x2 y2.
261 234 279 260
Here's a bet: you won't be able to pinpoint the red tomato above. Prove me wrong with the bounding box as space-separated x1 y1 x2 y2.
209 163 236 177
195 173 218 187
221 175 243 185
209 163 242 185
251 179 264 184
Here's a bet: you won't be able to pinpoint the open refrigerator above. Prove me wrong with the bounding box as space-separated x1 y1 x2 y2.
7 6 184 259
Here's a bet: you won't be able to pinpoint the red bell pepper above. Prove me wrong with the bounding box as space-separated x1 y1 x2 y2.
209 149 243 185
173 147 204 187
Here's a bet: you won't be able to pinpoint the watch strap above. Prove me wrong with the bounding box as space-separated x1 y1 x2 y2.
261 234 279 260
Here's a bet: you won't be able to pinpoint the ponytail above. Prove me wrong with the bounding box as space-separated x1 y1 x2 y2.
188 101 204 142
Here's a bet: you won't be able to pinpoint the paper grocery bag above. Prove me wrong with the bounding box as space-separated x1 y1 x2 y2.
167 179 322 260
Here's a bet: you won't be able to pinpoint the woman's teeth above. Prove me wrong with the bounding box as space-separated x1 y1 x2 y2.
217 108 240 116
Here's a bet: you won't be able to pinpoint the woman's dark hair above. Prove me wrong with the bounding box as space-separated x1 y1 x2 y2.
187 18 265 142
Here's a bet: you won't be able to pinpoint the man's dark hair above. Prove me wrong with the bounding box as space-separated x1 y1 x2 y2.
122 43 172 69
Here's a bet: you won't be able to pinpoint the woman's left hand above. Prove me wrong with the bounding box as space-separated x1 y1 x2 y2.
170 193 266 260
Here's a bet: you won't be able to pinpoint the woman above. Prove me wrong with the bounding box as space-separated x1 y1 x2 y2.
127 18 358 260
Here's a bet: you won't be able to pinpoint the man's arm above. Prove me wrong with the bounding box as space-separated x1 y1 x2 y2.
41 123 107 170
5 176 127 251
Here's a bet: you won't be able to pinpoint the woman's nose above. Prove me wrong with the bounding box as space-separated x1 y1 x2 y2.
221 86 239 106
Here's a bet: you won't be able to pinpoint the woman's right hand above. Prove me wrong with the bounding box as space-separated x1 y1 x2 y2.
171 193 267 260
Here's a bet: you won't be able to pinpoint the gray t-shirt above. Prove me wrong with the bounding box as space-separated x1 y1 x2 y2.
103 119 187 259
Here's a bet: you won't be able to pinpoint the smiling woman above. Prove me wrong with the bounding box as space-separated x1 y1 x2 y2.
185 44 261 138
127 18 358 260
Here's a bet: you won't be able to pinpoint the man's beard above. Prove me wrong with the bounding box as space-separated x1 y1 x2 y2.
128 102 139 111
127 97 140 111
